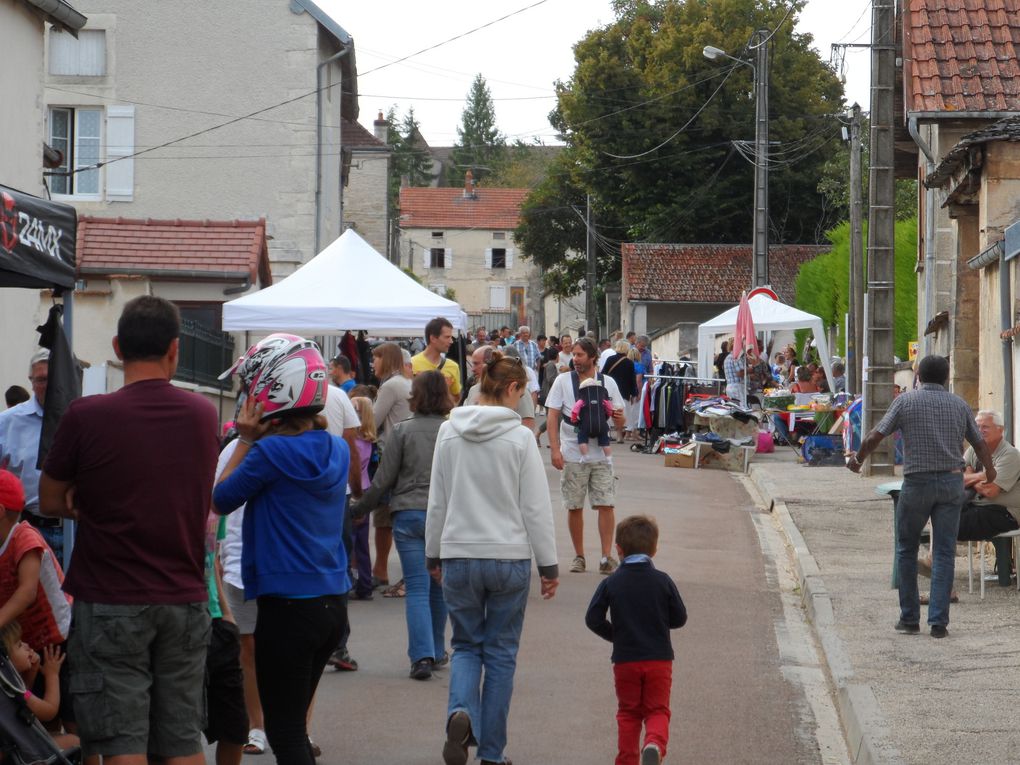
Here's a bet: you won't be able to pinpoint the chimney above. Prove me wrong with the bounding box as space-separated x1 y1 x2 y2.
463 169 475 199
373 110 388 144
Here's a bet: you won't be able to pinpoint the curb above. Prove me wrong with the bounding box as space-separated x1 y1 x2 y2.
747 465 904 765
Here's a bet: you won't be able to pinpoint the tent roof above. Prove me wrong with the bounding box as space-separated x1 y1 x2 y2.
699 293 825 332
221 229 467 335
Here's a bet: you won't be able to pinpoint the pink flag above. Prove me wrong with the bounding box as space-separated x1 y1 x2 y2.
733 290 757 362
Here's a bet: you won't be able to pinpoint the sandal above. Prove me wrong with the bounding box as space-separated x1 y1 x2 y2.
382 579 406 598
244 728 267 755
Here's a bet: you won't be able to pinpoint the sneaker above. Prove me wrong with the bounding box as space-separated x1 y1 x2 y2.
641 744 662 765
599 557 619 575
443 710 472 765
930 624 948 639
569 555 586 573
894 620 920 634
410 658 434 680
328 647 358 671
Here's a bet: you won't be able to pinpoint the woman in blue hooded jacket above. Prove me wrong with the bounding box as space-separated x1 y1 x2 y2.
213 334 350 765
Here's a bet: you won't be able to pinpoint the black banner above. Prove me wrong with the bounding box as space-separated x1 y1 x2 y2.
36 304 81 470
0 183 76 290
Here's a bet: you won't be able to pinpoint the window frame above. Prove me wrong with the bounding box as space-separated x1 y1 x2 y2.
48 106 103 201
491 247 507 269
430 247 446 269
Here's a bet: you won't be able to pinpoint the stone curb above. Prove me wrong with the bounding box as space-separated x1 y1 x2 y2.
747 465 905 765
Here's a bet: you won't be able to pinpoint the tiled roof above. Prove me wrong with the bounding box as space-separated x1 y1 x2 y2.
344 118 387 150
904 0 1020 114
77 217 272 285
399 187 529 230
622 243 829 305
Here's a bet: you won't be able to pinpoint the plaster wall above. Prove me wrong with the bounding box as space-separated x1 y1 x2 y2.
402 226 539 325
0 1 52 393
43 1 346 278
543 292 586 339
344 149 389 255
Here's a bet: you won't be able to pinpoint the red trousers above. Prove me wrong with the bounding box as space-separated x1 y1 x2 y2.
613 660 673 765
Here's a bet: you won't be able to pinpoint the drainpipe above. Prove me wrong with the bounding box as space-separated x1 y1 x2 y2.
315 43 350 255
908 117 937 356
1001 248 1015 440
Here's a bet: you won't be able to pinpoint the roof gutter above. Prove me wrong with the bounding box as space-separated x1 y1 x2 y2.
315 42 351 255
79 267 252 281
26 0 86 34
908 111 1020 121
909 117 937 355
966 239 1003 271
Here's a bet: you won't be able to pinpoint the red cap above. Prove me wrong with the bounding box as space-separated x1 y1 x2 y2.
0 470 24 512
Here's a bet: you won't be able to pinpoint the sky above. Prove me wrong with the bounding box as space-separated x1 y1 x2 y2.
324 0 875 148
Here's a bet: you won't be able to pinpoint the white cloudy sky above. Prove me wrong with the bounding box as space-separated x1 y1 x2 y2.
323 0 874 147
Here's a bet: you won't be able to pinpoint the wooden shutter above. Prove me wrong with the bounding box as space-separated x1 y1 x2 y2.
423 248 431 269
506 248 514 269
105 105 135 201
445 248 453 269
485 248 492 268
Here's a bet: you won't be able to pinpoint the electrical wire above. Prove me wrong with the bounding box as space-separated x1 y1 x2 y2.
749 3 795 49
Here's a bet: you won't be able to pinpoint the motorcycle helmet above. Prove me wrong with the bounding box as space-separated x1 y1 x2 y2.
220 333 327 421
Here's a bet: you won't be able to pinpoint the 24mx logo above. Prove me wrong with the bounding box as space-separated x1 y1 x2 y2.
0 192 65 260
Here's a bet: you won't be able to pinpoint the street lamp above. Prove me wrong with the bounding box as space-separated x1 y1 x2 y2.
704 32 770 287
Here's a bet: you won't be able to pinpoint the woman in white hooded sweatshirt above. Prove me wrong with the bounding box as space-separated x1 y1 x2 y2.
426 352 559 765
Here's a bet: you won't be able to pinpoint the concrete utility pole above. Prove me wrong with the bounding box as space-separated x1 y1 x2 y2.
863 0 896 476
848 103 864 395
586 193 598 335
752 28 770 287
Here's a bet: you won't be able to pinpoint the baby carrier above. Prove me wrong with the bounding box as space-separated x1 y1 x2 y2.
0 646 78 765
569 371 612 442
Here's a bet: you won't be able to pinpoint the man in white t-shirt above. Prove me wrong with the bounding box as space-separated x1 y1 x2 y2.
323 384 363 671
545 337 625 576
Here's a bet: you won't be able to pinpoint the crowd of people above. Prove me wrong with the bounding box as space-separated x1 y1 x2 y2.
0 305 685 765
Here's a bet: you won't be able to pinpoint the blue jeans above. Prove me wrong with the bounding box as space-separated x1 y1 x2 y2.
896 472 964 627
392 510 447 662
443 558 530 763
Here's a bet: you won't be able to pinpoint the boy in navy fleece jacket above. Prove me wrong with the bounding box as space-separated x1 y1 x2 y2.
585 515 687 765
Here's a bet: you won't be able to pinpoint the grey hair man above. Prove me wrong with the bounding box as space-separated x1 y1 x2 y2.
463 345 535 430
513 325 540 371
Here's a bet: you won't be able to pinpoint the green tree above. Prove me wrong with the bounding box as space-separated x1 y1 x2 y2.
448 74 507 186
516 0 847 289
385 106 433 212
794 218 918 359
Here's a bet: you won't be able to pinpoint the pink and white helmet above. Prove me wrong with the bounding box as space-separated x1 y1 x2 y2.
220 333 327 421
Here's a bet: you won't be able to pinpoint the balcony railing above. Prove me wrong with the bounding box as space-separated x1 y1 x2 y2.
175 319 235 389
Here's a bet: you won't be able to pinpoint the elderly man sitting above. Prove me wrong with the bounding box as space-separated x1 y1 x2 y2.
920 409 1020 598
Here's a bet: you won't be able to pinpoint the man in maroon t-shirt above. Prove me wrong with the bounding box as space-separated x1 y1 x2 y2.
40 296 219 764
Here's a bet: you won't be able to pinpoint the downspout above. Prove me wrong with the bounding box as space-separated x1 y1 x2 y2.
908 117 937 356
315 42 350 255
1001 248 1014 440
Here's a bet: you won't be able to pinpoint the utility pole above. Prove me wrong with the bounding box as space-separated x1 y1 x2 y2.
752 28 770 287
848 103 864 394
863 0 896 476
586 193 598 335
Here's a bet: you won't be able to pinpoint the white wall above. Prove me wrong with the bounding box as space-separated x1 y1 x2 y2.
0 1 50 395
344 148 389 255
43 1 346 278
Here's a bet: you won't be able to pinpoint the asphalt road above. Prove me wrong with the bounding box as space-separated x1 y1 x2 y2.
208 446 824 764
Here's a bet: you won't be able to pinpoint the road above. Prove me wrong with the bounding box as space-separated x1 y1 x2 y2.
207 447 840 764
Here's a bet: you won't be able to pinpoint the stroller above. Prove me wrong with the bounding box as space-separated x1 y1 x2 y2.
0 646 78 765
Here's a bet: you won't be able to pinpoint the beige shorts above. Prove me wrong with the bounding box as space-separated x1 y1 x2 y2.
561 461 616 510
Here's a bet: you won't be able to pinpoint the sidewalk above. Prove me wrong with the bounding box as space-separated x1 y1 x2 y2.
748 452 1020 765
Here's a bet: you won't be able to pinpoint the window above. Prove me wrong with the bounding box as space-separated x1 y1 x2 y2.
485 248 514 270
431 231 444 239
492 232 506 240
48 107 101 197
489 285 507 309
430 247 445 268
49 29 106 76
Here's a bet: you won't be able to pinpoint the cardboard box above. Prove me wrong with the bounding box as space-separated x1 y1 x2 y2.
664 451 695 469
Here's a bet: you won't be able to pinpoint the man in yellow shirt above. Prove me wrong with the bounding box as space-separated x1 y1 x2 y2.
411 317 462 399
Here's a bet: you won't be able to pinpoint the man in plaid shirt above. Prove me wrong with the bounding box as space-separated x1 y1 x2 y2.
513 325 540 371
848 355 995 638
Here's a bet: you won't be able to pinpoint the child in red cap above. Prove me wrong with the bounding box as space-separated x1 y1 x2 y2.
0 468 72 659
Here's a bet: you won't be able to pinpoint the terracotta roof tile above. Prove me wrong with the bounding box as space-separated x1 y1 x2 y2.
905 0 1020 114
621 243 828 305
342 118 387 150
399 187 529 230
76 217 271 285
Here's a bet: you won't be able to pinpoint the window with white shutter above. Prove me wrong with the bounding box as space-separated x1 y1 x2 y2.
49 29 106 76
444 248 452 269
506 248 515 269
422 248 431 269
105 105 135 201
429 247 445 268
48 107 102 198
489 285 507 309
485 248 492 268
491 248 506 269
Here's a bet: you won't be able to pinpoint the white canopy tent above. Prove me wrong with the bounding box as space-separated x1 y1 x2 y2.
222 230 468 335
696 294 835 392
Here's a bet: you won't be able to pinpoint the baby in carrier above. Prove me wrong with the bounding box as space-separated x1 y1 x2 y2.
570 374 615 463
